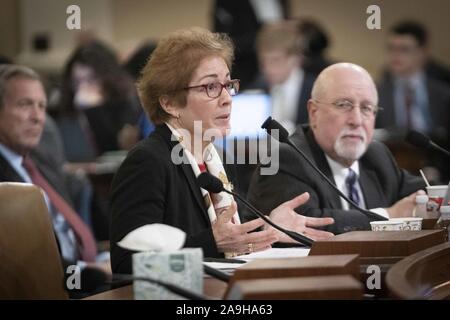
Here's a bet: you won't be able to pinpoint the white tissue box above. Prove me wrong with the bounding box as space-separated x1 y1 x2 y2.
132 248 203 300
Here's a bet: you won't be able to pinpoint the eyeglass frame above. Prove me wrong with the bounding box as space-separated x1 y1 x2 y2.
182 79 240 98
312 99 383 118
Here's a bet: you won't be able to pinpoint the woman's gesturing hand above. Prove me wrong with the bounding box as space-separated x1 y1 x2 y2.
212 201 278 255
268 193 335 243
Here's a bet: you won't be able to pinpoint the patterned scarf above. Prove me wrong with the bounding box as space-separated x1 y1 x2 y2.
166 123 241 257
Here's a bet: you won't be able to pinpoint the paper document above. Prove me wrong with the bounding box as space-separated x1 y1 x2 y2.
203 262 247 271
234 247 310 261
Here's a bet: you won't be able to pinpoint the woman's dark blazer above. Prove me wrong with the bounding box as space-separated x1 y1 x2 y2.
110 124 237 274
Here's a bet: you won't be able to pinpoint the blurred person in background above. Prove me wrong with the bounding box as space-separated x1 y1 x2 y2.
297 18 333 75
121 41 158 144
0 64 110 298
55 41 140 163
250 21 317 134
377 21 449 139
376 21 450 182
213 0 289 89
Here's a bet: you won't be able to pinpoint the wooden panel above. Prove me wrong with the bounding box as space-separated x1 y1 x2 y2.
386 242 450 299
422 218 438 230
226 254 359 298
309 230 446 258
231 254 359 282
226 275 363 300
84 277 227 300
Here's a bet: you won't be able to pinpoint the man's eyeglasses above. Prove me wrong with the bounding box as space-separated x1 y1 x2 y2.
313 99 382 118
183 79 240 98
387 43 420 55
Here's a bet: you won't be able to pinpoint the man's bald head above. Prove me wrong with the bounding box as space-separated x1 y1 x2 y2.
311 63 378 104
307 63 379 167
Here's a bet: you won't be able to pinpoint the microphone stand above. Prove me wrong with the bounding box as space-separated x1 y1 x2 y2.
262 117 388 221
203 264 231 282
110 274 208 300
223 189 314 246
430 141 450 157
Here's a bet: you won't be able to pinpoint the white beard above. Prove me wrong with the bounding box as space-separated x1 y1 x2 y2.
334 128 368 162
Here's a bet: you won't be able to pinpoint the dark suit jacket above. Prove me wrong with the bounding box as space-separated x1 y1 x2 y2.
0 150 74 208
376 72 450 140
109 124 239 274
0 153 28 184
247 125 425 234
0 152 107 297
57 98 140 162
426 59 450 86
248 71 317 125
213 0 289 89
0 149 78 265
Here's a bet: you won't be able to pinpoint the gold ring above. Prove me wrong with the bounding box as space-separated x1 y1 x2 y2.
247 243 253 253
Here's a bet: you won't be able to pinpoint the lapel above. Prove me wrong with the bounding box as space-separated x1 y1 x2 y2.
179 156 211 225
0 152 25 183
359 159 388 209
376 73 396 127
385 77 396 124
295 72 315 124
294 127 343 209
155 125 211 225
425 77 444 128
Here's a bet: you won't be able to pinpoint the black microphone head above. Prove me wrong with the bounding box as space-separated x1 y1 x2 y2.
261 117 290 142
78 267 109 292
406 130 431 149
197 172 225 193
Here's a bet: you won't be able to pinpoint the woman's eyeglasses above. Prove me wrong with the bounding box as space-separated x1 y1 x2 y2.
183 79 240 98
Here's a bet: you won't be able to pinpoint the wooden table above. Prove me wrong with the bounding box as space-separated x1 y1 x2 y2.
386 242 450 299
85 277 227 300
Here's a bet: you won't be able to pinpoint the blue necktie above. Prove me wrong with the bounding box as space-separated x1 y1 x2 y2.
345 168 360 207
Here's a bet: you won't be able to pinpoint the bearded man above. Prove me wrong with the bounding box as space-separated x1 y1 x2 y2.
247 63 425 234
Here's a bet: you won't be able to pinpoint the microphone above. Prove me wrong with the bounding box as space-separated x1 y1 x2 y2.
197 172 314 246
203 264 231 282
406 130 450 157
111 273 208 300
261 117 388 221
78 267 110 293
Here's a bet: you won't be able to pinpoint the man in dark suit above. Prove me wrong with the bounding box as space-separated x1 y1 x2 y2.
376 21 450 182
376 21 450 140
251 21 317 134
213 0 289 89
247 63 425 234
0 64 109 296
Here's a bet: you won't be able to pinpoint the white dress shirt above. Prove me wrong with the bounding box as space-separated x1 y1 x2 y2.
0 143 79 262
249 0 283 23
393 71 432 132
325 155 390 218
270 68 304 134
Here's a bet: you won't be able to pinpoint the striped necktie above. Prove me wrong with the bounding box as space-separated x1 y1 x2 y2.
345 168 360 208
22 156 97 262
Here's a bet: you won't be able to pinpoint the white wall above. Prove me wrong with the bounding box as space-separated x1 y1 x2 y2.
17 0 114 71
